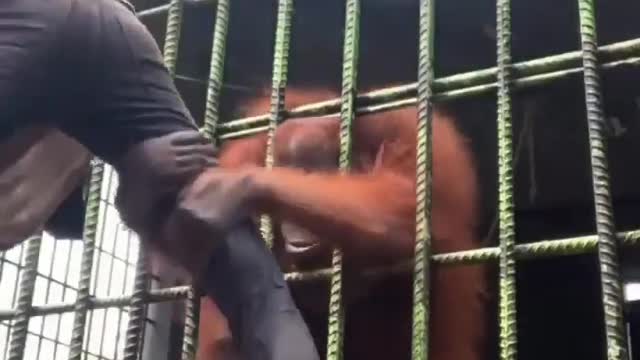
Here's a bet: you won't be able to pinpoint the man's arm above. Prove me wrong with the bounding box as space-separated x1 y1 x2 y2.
0 127 91 250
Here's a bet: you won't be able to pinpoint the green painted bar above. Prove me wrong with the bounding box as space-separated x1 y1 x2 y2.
326 1 361 359
6 236 41 360
178 1 233 358
410 0 435 359
123 248 150 360
122 0 188 355
1 229 640 322
217 39 640 134
82 171 122 360
218 55 640 141
201 0 230 142
68 160 105 360
495 0 518 359
576 1 629 359
162 0 184 76
2 1 640 359
181 288 200 360
260 0 295 249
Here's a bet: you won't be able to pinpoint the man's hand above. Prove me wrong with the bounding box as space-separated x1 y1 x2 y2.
115 130 217 233
117 130 218 191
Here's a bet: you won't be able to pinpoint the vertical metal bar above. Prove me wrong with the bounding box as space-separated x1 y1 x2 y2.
52 239 76 360
410 0 435 358
260 0 295 250
185 1 232 358
576 1 629 359
180 288 200 360
68 160 105 360
122 248 149 360
113 230 135 358
162 0 184 76
122 0 188 356
35 238 59 356
326 1 360 359
201 0 230 143
7 235 41 360
495 0 517 359
99 218 125 358
85 169 115 355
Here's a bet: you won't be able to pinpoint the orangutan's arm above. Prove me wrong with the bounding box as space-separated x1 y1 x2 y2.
251 167 416 260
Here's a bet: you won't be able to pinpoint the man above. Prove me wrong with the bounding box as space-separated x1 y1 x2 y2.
0 0 319 358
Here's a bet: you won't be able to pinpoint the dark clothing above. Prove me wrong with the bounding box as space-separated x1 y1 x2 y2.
204 220 320 360
0 0 320 358
0 0 196 163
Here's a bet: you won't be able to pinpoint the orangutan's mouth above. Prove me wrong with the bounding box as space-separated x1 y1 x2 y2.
281 222 321 254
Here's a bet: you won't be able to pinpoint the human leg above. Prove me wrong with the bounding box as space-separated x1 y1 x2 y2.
195 219 319 360
52 2 318 358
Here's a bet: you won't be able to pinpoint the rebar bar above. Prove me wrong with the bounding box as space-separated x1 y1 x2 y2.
410 0 435 358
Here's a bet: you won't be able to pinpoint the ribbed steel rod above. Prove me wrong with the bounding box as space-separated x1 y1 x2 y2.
1 229 640 323
325 0 361 359
119 0 189 357
122 247 150 360
259 0 295 249
217 55 640 140
7 236 41 360
0 286 193 321
201 0 230 142
577 0 629 358
180 1 232 358
68 160 105 360
162 0 184 76
180 288 200 360
218 38 640 134
495 0 518 358
410 0 436 358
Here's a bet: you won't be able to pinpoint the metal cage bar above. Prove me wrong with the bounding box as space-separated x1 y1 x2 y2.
217 38 640 137
326 1 361 359
2 228 640 320
180 289 199 360
123 0 189 355
576 0 629 359
7 236 41 360
68 160 105 360
410 0 435 358
122 248 149 360
201 0 230 143
495 0 518 359
178 2 233 357
162 0 184 76
259 0 295 250
2 1 640 359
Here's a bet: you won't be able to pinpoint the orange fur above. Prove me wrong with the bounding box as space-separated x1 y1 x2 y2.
195 88 489 360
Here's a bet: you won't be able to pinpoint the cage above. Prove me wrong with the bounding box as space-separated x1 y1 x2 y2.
2 0 640 359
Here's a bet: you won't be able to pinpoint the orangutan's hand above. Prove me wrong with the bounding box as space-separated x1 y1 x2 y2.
174 167 263 237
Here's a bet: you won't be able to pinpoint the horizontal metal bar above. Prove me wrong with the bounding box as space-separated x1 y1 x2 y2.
136 0 216 19
287 229 640 281
137 4 170 18
217 38 640 135
0 286 191 321
219 61 637 141
1 229 639 320
174 74 258 95
218 55 640 140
